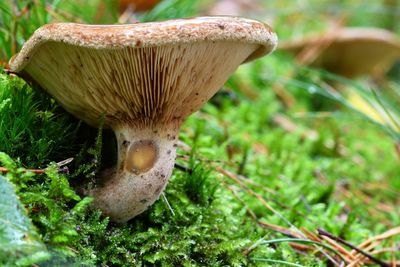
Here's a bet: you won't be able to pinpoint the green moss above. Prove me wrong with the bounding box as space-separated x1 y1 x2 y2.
73 163 262 266
0 75 79 168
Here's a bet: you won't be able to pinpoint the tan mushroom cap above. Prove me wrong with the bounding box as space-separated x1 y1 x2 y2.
279 27 400 78
10 16 277 128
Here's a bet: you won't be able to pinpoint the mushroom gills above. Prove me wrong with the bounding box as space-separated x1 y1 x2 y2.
9 17 278 222
90 124 179 222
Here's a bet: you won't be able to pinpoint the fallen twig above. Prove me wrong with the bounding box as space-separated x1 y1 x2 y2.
174 163 193 175
318 228 391 267
258 221 301 238
0 158 74 175
220 179 258 220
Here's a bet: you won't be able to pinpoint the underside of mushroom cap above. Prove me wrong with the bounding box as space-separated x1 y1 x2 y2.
9 16 277 128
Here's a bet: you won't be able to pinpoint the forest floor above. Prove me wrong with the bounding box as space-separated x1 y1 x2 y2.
0 0 399 266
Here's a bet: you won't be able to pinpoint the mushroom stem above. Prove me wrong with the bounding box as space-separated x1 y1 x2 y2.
89 123 180 222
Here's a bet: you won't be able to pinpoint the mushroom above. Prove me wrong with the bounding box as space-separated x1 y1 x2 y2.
9 16 277 222
279 27 400 78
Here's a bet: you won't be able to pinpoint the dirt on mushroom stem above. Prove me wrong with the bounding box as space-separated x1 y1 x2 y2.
89 121 181 222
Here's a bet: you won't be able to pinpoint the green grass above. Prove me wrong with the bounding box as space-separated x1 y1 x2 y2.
0 0 399 266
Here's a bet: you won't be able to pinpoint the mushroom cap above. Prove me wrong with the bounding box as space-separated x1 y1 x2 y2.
279 27 400 78
10 16 277 128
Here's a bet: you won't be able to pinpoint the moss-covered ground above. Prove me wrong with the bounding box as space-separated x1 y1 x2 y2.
0 0 399 266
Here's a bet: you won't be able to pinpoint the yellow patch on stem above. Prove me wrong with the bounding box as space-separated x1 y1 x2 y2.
125 140 158 174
